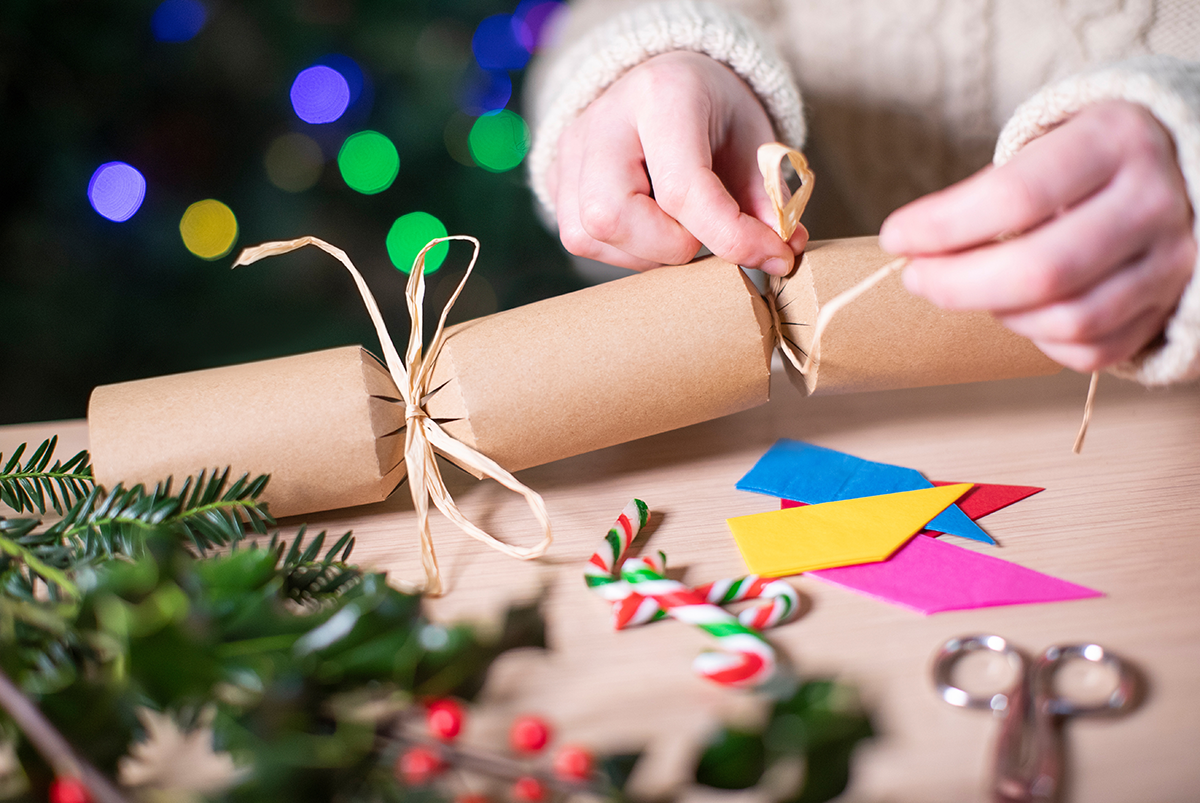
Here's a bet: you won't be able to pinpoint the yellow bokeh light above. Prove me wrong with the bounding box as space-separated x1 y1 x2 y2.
180 199 238 260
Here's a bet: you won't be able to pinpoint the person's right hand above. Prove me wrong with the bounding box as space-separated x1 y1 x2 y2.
546 51 805 275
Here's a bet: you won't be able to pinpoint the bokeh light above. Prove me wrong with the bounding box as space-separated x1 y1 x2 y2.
87 162 146 222
264 133 324 192
443 112 476 167
151 0 207 42
315 53 373 120
513 0 565 52
180 199 238 259
472 14 530 71
337 131 399 194
290 65 351 124
387 212 448 274
460 67 512 115
468 110 530 173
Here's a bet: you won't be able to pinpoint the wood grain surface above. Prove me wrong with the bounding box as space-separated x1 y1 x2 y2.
4 368 1198 802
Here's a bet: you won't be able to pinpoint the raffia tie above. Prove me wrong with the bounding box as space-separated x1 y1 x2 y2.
756 142 1097 452
234 236 553 596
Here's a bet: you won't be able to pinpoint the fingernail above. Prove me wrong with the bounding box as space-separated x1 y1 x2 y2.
763 257 791 276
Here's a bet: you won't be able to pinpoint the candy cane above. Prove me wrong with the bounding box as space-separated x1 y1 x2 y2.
620 556 777 688
583 498 649 594
584 500 665 630
695 576 800 630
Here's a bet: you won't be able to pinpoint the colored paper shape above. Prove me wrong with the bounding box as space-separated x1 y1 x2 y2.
809 534 1103 614
738 440 992 543
727 484 971 577
929 481 1044 521
782 482 1045 537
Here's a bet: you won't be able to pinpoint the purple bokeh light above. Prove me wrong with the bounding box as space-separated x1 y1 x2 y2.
88 162 147 222
290 65 351 124
513 0 564 52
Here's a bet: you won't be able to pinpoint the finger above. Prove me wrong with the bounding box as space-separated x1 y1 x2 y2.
881 114 1122 254
1030 305 1173 372
555 129 665 272
574 121 704 266
640 114 795 273
901 163 1184 312
997 234 1195 345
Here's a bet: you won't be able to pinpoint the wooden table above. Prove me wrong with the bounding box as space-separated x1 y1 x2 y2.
4 368 1198 802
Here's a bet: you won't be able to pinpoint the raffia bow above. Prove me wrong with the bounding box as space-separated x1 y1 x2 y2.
757 142 1096 451
233 236 552 596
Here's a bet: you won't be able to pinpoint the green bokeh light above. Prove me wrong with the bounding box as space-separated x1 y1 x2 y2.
338 130 400 194
468 109 530 173
387 211 448 274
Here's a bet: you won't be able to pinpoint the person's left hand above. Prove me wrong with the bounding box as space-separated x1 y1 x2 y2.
879 99 1196 372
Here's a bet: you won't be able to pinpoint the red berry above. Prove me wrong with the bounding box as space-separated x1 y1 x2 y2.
426 698 465 741
396 745 445 785
49 778 92 803
552 745 594 780
509 715 552 753
511 776 546 802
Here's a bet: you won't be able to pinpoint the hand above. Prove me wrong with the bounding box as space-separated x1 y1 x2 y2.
547 51 806 275
879 100 1196 372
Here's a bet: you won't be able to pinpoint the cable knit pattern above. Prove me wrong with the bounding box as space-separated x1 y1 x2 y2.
526 0 805 216
528 1 1200 386
996 56 1200 386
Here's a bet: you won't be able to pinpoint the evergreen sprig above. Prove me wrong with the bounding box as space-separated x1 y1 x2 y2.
262 526 362 603
0 437 93 516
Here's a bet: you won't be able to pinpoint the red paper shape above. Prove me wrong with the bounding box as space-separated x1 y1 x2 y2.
928 481 1043 520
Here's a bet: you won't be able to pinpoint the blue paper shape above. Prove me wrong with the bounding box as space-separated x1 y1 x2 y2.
736 440 993 544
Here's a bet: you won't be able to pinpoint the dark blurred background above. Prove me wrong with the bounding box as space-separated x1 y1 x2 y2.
0 0 579 425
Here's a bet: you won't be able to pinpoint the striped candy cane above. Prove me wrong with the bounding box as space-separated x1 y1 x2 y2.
584 498 650 599
696 576 800 630
620 556 777 688
614 575 800 631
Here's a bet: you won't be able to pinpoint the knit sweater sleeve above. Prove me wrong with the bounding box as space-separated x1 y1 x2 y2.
995 55 1200 386
525 0 804 220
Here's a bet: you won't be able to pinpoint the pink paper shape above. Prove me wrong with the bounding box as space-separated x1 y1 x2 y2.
808 535 1103 615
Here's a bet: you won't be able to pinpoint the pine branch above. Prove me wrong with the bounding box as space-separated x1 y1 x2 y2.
265 526 362 602
41 469 274 560
0 517 80 599
0 437 94 516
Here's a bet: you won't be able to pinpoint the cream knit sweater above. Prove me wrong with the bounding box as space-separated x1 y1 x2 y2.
525 0 1200 386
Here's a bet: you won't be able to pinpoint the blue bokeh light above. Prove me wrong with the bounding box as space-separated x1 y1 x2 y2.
460 68 512 115
151 0 207 43
315 53 367 106
472 14 530 71
88 162 147 222
290 65 351 124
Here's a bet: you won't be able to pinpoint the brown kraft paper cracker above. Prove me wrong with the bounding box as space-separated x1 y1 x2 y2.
776 237 1061 395
423 256 775 472
88 345 405 518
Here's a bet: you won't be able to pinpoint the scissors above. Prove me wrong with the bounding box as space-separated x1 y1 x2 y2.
932 634 1137 803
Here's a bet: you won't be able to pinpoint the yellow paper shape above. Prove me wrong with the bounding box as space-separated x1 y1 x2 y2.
727 484 973 577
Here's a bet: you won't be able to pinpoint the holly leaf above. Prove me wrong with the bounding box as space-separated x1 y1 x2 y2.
694 729 766 790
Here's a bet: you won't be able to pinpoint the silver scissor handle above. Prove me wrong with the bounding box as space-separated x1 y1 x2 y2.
934 635 1138 803
933 634 1025 712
